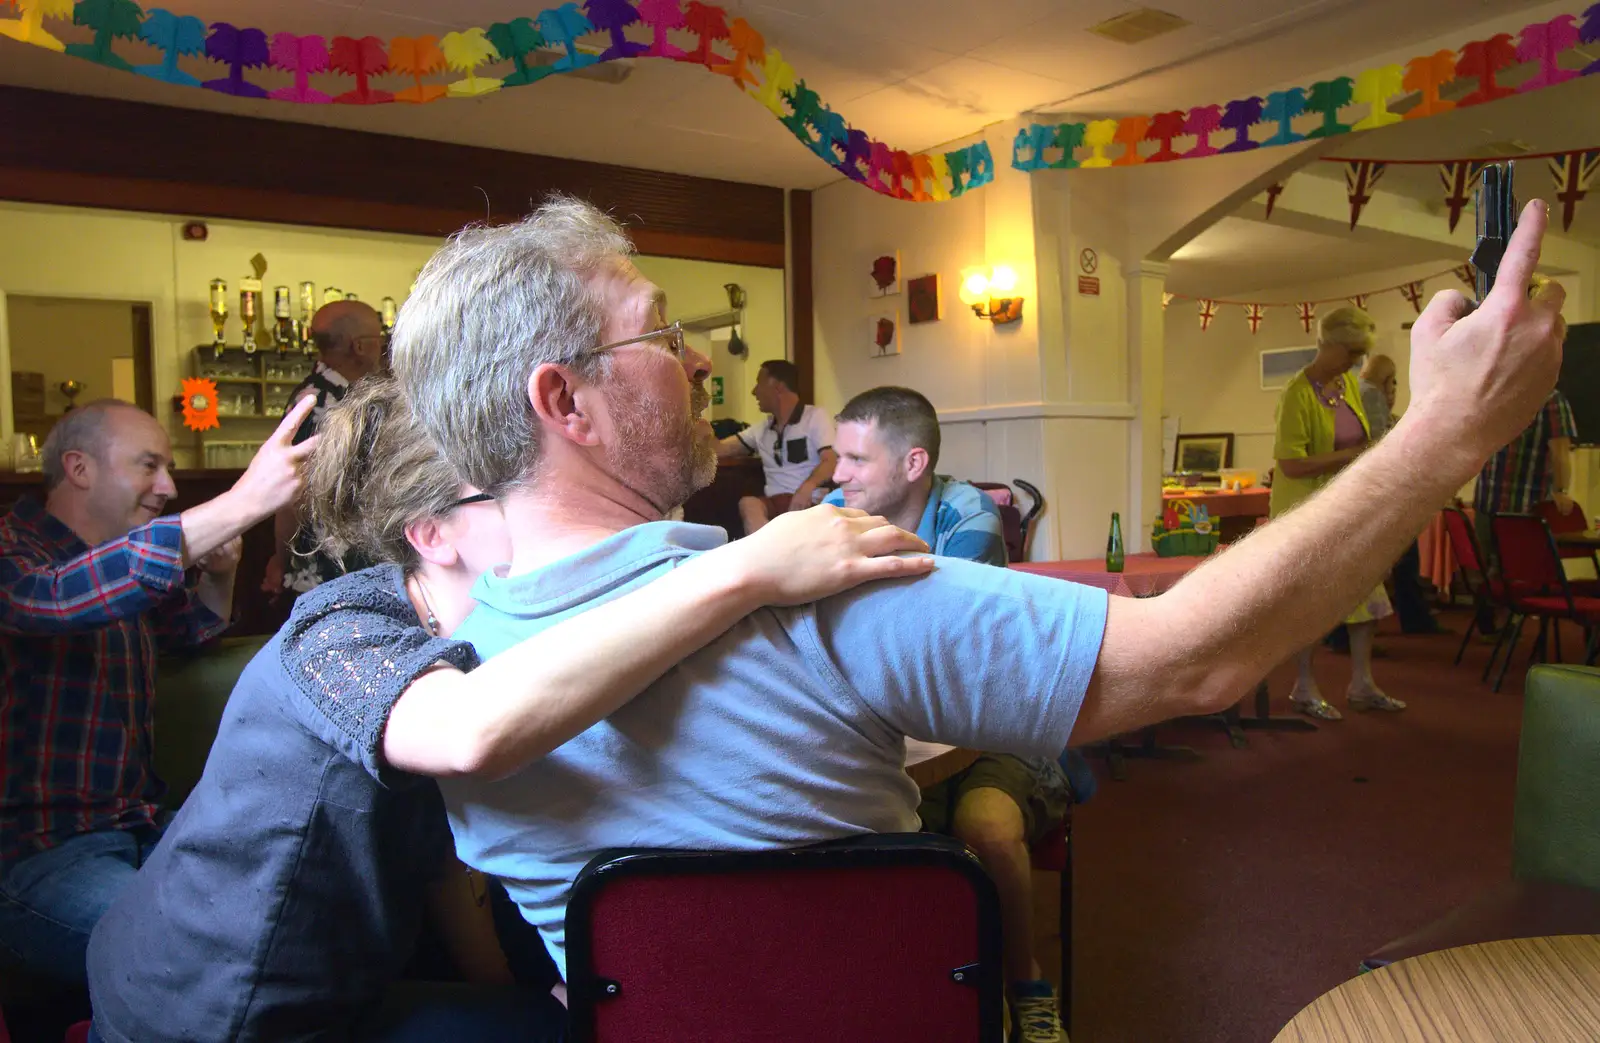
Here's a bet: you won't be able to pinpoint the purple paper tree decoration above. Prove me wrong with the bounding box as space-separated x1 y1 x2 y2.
204 22 270 98
137 8 205 85
840 128 871 183
1517 15 1580 92
269 32 330 103
1583 2 1600 74
1219 97 1263 153
635 0 686 59
585 0 646 60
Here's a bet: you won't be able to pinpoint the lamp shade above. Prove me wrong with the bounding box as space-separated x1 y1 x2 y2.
989 265 1018 295
958 267 991 307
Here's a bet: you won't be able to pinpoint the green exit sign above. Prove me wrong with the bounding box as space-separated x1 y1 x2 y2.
711 376 724 406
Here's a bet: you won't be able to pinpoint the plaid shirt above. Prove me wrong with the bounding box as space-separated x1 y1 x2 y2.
1474 390 1578 515
0 497 227 867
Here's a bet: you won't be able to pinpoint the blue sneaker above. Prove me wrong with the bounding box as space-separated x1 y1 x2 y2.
1011 979 1067 1042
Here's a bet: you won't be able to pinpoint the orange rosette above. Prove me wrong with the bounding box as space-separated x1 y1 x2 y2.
181 377 220 432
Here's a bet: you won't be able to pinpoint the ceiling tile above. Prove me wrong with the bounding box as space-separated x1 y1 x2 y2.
745 0 1069 57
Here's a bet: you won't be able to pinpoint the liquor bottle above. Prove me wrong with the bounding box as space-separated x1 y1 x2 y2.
1106 512 1125 573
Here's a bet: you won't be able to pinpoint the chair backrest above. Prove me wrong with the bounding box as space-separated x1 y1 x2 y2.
1491 513 1571 597
1535 499 1593 560
1514 665 1600 890
971 479 1043 563
1442 507 1484 575
565 833 1003 1043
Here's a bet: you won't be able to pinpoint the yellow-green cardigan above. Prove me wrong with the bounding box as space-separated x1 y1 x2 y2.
1269 368 1370 518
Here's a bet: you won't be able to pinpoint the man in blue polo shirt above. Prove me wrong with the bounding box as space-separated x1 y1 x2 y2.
825 386 1079 1040
391 196 1567 1043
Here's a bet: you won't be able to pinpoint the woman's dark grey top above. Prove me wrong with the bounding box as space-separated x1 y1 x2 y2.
86 565 478 1043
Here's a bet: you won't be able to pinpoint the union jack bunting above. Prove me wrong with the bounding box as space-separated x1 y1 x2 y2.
1198 299 1217 331
1347 294 1369 310
1438 161 1486 233
1453 264 1476 289
1244 303 1265 334
1345 161 1386 230
1296 302 1317 334
1265 182 1285 221
1400 281 1426 314
1548 150 1600 232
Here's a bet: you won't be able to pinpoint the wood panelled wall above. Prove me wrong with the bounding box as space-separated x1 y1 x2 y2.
0 86 787 268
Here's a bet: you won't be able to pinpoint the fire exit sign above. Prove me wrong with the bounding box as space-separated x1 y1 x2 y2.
711 376 724 406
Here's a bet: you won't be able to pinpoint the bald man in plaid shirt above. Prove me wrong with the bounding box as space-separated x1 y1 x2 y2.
0 398 313 984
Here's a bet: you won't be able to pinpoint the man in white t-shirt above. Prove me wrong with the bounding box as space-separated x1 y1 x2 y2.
716 359 837 535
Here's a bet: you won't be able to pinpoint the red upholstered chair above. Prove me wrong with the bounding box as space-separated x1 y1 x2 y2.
1490 514 1600 690
1536 498 1600 594
971 479 1043 564
1442 508 1515 679
564 833 1004 1043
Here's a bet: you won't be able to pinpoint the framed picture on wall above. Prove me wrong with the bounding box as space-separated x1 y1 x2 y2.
1173 432 1234 473
1260 346 1318 390
906 274 940 323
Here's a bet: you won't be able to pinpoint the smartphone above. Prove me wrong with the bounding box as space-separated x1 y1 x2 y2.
1470 162 1517 304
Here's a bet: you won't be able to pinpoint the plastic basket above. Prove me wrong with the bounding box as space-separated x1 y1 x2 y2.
1153 530 1219 557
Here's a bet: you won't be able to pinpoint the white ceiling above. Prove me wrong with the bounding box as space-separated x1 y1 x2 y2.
0 0 1563 189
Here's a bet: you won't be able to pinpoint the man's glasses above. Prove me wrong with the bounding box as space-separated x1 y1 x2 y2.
591 322 685 360
447 492 494 510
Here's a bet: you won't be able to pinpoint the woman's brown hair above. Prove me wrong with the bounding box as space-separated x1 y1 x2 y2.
304 374 463 572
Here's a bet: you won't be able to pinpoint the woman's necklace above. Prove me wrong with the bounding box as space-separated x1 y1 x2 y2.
1310 374 1344 408
410 575 441 637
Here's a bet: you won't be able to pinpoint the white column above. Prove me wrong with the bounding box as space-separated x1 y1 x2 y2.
1124 260 1169 551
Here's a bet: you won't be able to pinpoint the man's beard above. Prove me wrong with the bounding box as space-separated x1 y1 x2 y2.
608 380 717 515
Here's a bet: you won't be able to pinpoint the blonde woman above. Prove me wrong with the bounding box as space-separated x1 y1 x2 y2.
86 376 932 1043
1271 307 1404 720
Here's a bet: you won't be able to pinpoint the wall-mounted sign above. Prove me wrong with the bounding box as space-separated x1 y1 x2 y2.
711 376 724 406
1077 276 1101 296
1078 248 1098 275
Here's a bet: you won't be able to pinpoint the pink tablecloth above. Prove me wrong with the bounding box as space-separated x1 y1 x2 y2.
1416 508 1472 596
1010 553 1205 597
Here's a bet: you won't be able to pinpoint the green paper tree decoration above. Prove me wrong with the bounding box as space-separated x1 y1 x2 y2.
486 17 547 87
1304 77 1354 138
67 0 144 69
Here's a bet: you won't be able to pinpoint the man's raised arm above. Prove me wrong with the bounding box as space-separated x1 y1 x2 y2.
1074 199 1565 744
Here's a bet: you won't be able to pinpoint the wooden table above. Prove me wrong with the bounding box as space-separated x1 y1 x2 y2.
904 740 978 788
1274 934 1600 1042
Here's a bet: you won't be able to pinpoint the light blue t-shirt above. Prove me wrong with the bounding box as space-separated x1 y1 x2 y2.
442 522 1107 976
825 475 1007 566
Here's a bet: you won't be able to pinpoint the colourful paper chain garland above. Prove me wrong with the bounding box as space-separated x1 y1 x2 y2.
0 0 1594 202
1012 5 1600 174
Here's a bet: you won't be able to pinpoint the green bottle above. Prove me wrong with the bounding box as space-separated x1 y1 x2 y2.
1106 512 1125 573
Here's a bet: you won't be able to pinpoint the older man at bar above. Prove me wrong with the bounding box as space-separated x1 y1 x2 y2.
388 195 1565 1043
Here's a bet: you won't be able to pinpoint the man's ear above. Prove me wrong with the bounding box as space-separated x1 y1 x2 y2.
60 449 95 491
904 447 930 483
404 517 460 569
528 363 600 447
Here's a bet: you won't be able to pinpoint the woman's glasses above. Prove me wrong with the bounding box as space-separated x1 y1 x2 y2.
447 492 494 510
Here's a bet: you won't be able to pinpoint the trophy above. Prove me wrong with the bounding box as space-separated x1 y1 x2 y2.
344 292 359 303
239 278 261 354
272 286 293 354
208 279 228 355
323 287 344 306
58 380 84 413
297 281 317 353
380 297 397 335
